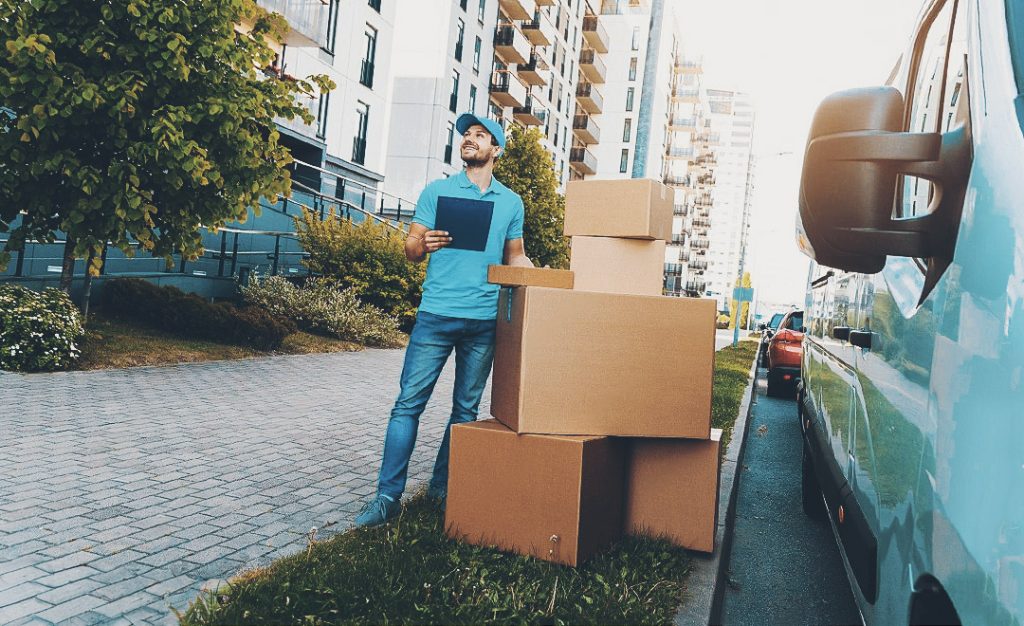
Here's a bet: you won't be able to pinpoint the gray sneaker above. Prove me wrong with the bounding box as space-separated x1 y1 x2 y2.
354 494 400 528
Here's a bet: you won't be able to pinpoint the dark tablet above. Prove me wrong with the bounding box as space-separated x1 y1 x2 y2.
435 196 494 252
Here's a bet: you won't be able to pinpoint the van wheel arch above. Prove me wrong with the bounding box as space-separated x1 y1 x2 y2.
909 575 961 626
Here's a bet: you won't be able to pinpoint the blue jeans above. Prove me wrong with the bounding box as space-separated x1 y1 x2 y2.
376 310 496 500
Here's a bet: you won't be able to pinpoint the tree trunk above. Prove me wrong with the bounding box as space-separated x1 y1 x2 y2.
81 250 95 323
59 236 76 294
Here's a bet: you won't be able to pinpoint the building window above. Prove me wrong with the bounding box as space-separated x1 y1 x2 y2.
444 121 455 164
619 149 628 173
316 92 330 140
553 118 559 146
449 70 460 112
631 26 640 50
477 0 486 22
353 103 369 164
628 57 637 81
473 36 482 74
455 18 465 61
360 26 377 89
368 0 381 12
460 0 468 10
622 118 632 142
323 0 341 54
625 87 634 111
469 84 477 113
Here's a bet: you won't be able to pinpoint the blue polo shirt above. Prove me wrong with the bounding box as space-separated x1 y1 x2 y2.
413 170 524 320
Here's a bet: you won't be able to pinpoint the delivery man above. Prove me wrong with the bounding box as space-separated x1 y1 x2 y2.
355 113 534 527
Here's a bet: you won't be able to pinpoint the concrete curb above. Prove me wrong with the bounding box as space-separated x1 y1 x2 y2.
673 354 760 626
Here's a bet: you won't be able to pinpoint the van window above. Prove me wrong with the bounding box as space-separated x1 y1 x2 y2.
1008 1 1024 98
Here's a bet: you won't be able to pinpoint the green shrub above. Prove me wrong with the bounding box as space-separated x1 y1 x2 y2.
295 208 424 331
0 285 84 372
100 278 296 350
242 274 404 348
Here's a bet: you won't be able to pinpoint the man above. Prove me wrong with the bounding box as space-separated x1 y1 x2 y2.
355 113 533 527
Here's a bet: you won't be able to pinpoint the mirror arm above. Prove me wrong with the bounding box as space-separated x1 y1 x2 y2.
808 131 941 163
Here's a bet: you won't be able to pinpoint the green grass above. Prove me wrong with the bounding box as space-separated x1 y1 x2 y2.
711 339 759 453
179 339 759 626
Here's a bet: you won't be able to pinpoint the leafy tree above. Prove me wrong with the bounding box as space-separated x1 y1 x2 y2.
493 125 569 269
0 0 333 292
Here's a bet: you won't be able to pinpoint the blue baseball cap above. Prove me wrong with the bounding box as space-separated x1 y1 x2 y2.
455 112 506 151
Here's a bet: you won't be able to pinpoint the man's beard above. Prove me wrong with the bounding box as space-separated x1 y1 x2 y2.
462 148 491 168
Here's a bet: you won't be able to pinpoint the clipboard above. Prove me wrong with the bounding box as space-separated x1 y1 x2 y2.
435 196 494 252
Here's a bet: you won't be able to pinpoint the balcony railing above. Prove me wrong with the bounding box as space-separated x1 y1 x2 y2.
360 59 375 89
515 51 548 86
489 69 528 107
673 57 703 73
352 136 367 165
569 147 597 175
513 96 546 126
666 146 694 159
691 237 710 250
663 175 688 186
521 11 555 46
673 204 687 216
582 15 609 53
691 217 711 229
575 80 603 114
256 0 328 47
494 23 530 65
686 280 706 293
498 0 535 21
668 116 697 130
664 263 683 275
688 259 708 271
579 49 607 83
572 113 600 144
671 87 700 101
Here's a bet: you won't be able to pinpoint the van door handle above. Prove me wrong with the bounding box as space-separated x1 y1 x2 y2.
849 330 873 349
832 326 851 341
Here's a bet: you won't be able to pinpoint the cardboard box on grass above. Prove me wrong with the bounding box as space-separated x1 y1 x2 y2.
444 419 625 567
623 430 722 553
488 265 574 289
569 236 666 296
564 179 674 240
491 286 716 438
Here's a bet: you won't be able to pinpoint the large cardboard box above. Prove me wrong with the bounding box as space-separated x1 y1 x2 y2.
623 430 722 553
491 287 716 438
564 179 674 240
488 265 574 289
444 419 625 567
569 236 666 296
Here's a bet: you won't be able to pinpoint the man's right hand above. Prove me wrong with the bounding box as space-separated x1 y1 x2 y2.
422 230 453 253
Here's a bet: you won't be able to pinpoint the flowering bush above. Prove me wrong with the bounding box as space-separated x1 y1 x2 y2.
0 285 84 372
242 274 404 348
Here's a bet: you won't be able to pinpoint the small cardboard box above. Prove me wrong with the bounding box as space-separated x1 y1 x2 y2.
564 179 674 240
444 419 625 567
570 236 666 296
491 287 716 438
488 265 574 289
623 430 722 553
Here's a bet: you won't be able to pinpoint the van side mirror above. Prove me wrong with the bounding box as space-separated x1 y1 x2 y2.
796 86 942 274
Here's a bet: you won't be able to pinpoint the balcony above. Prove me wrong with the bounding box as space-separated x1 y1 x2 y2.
575 80 603 114
668 116 697 131
513 97 546 126
582 15 609 53
688 259 708 271
691 217 711 229
521 11 555 46
671 234 686 245
686 280 707 293
569 147 597 175
572 113 601 144
678 249 690 263
489 70 528 107
673 204 687 216
494 23 531 65
499 0 536 21
691 237 710 250
673 57 703 74
663 175 688 186
671 87 700 103
666 146 694 159
664 263 683 275
515 52 548 86
579 49 607 84
534 0 554 6
277 91 320 139
256 0 328 47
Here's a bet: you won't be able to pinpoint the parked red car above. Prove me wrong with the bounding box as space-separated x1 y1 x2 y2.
766 309 803 397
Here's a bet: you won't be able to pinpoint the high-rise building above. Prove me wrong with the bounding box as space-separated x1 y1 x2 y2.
702 89 755 309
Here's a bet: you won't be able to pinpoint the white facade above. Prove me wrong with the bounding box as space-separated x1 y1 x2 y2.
384 0 499 203
703 89 755 309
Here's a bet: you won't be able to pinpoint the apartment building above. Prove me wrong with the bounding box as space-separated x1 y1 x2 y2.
702 89 755 308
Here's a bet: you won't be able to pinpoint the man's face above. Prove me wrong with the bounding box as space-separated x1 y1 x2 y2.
460 124 500 166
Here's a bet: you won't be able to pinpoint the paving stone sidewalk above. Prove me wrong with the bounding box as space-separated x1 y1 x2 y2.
0 349 474 625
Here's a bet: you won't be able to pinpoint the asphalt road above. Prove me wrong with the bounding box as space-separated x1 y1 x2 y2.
718 367 861 626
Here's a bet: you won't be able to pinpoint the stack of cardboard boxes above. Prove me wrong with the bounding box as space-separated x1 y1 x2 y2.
444 179 722 567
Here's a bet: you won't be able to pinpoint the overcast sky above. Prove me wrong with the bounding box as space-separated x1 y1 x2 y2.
668 0 923 311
